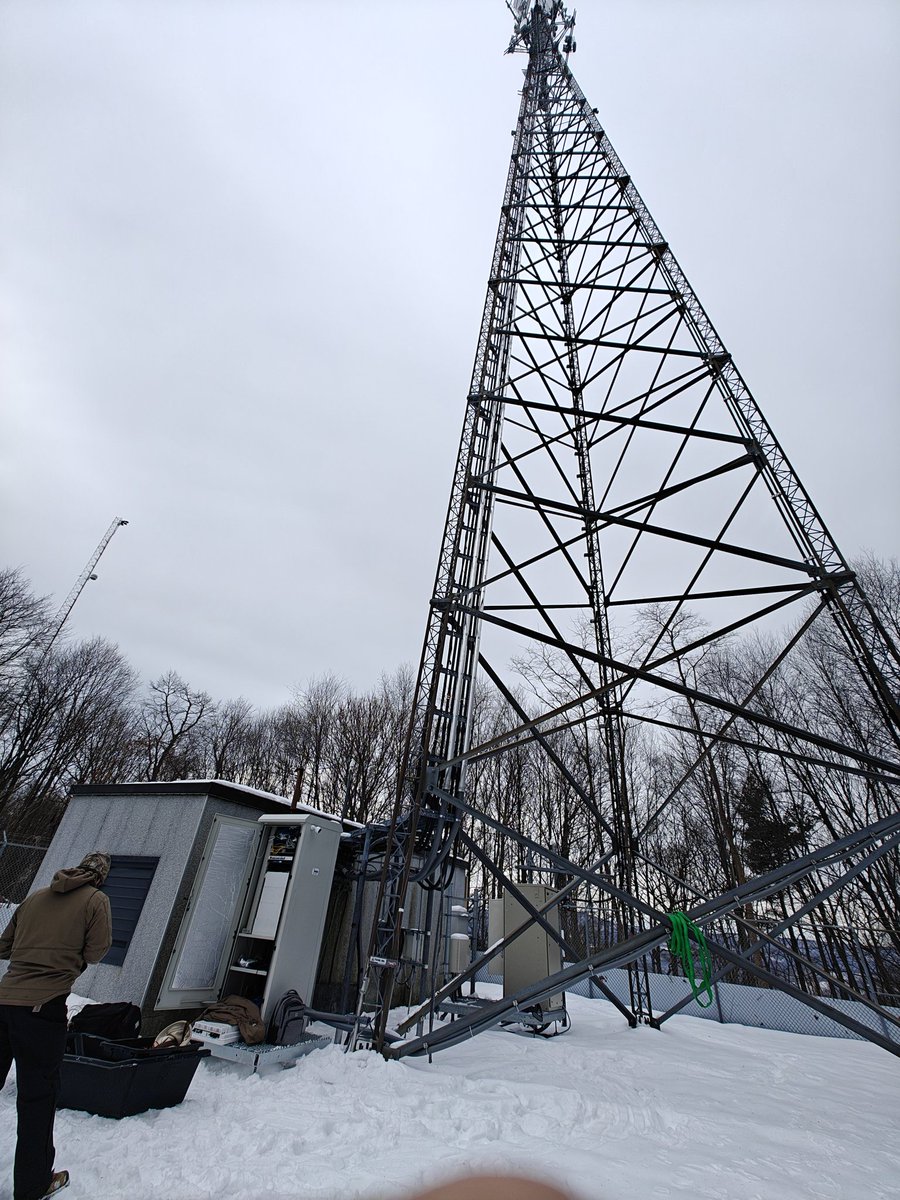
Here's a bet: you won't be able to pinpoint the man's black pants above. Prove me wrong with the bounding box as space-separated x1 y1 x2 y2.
0 995 68 1200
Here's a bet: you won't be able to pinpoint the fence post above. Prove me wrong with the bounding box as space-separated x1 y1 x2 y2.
0 835 48 908
848 924 892 1042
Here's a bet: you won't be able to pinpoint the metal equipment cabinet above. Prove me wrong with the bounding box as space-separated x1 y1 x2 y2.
503 884 565 1012
157 812 341 1023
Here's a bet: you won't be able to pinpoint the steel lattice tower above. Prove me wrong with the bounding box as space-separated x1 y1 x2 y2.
358 0 900 1058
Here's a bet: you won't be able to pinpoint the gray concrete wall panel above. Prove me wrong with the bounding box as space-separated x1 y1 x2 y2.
22 792 207 1006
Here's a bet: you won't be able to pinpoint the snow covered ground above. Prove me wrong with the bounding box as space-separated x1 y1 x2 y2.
1 989 898 1200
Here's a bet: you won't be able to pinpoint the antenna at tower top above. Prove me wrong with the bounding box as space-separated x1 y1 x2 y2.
507 0 576 54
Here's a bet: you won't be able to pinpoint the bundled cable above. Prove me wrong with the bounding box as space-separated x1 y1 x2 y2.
666 912 714 1008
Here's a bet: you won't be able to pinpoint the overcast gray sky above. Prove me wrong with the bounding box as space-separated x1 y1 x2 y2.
2 0 898 709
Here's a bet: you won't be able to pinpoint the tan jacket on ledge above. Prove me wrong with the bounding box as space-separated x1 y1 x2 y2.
0 864 113 1007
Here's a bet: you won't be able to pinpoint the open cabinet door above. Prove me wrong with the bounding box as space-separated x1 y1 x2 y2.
156 814 262 1010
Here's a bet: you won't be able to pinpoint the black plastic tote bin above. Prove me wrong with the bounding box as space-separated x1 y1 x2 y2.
58 1034 210 1119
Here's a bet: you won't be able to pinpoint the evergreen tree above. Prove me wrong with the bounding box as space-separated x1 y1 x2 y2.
737 771 809 876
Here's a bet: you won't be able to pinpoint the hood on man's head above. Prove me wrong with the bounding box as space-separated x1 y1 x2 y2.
51 851 112 893
78 852 112 884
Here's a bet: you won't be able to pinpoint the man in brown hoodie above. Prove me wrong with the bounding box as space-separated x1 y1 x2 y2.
0 852 112 1200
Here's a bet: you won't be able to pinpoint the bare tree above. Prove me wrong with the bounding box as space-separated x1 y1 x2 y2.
0 566 51 675
138 670 213 781
203 697 254 780
0 637 138 841
292 675 344 808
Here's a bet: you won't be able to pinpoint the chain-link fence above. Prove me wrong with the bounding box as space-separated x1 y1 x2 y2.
0 833 47 915
468 887 900 1045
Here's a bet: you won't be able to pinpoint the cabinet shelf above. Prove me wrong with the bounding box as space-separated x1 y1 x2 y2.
229 965 269 976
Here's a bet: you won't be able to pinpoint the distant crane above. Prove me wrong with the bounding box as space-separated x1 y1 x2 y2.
43 517 129 653
0 517 129 746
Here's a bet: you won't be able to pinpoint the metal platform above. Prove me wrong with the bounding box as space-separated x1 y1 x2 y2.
437 994 569 1036
201 1031 330 1071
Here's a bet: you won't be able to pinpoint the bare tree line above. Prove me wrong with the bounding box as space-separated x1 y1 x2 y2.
1 558 897 998
0 566 417 842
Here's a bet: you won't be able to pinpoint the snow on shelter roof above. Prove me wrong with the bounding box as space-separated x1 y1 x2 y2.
69 778 363 829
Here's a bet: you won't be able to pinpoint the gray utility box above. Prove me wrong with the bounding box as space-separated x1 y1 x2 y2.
157 813 341 1023
502 884 565 1011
